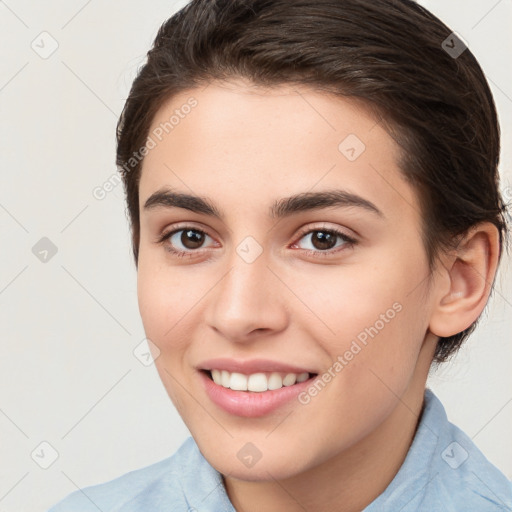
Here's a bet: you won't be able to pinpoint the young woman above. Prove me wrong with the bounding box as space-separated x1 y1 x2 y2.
49 0 512 510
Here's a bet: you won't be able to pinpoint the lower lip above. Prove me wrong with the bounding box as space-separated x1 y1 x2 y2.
199 371 316 418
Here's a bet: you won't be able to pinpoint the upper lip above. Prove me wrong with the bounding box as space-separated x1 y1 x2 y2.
197 358 316 375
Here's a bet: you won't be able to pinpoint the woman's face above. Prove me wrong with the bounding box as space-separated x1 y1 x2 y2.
136 79 439 480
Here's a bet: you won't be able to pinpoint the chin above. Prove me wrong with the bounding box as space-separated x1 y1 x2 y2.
195 435 315 482
216 456 305 482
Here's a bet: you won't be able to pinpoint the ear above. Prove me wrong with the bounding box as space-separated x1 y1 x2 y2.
429 222 501 338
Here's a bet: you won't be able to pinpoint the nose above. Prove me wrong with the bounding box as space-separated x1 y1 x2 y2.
205 250 289 343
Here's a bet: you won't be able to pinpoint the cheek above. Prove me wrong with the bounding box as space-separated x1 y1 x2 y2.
137 265 167 339
295 262 410 338
136 256 200 338
136 260 191 358
299 254 429 381
334 293 429 410
136 261 198 412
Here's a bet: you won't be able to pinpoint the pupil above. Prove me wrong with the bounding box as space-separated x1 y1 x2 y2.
312 231 336 250
182 229 204 249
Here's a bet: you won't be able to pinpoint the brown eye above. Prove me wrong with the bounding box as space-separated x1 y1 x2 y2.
158 227 215 256
180 229 206 249
292 227 358 258
309 231 338 251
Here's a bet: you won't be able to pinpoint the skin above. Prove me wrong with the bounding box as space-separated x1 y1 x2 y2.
136 78 499 512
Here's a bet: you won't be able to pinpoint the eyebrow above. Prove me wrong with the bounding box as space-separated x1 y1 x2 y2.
143 187 384 219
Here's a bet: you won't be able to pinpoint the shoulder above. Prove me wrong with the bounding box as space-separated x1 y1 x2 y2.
415 389 512 511
430 403 512 510
47 437 199 512
365 389 512 512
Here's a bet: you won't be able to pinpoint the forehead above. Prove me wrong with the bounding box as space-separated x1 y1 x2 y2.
139 80 420 226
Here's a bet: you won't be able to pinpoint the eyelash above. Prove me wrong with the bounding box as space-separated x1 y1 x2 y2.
156 225 358 259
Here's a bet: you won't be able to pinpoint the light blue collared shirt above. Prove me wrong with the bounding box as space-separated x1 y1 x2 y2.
48 389 512 511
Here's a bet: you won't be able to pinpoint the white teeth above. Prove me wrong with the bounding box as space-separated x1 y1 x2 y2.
208 369 311 392
211 369 222 385
221 370 230 387
229 372 248 391
296 372 309 383
283 373 297 386
267 372 283 390
247 373 267 392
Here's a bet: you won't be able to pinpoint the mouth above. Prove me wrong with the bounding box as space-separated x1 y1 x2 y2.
201 369 318 392
198 365 319 417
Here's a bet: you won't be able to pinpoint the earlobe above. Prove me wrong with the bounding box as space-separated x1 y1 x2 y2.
428 223 500 338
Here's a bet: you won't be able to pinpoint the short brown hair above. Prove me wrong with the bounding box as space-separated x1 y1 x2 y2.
116 0 509 363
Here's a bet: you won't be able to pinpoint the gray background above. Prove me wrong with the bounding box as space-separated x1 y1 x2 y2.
0 1 510 510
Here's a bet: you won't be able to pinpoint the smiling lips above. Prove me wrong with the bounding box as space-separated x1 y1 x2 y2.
198 358 318 417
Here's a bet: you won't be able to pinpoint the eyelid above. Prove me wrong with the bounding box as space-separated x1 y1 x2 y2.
157 221 213 240
293 222 357 241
